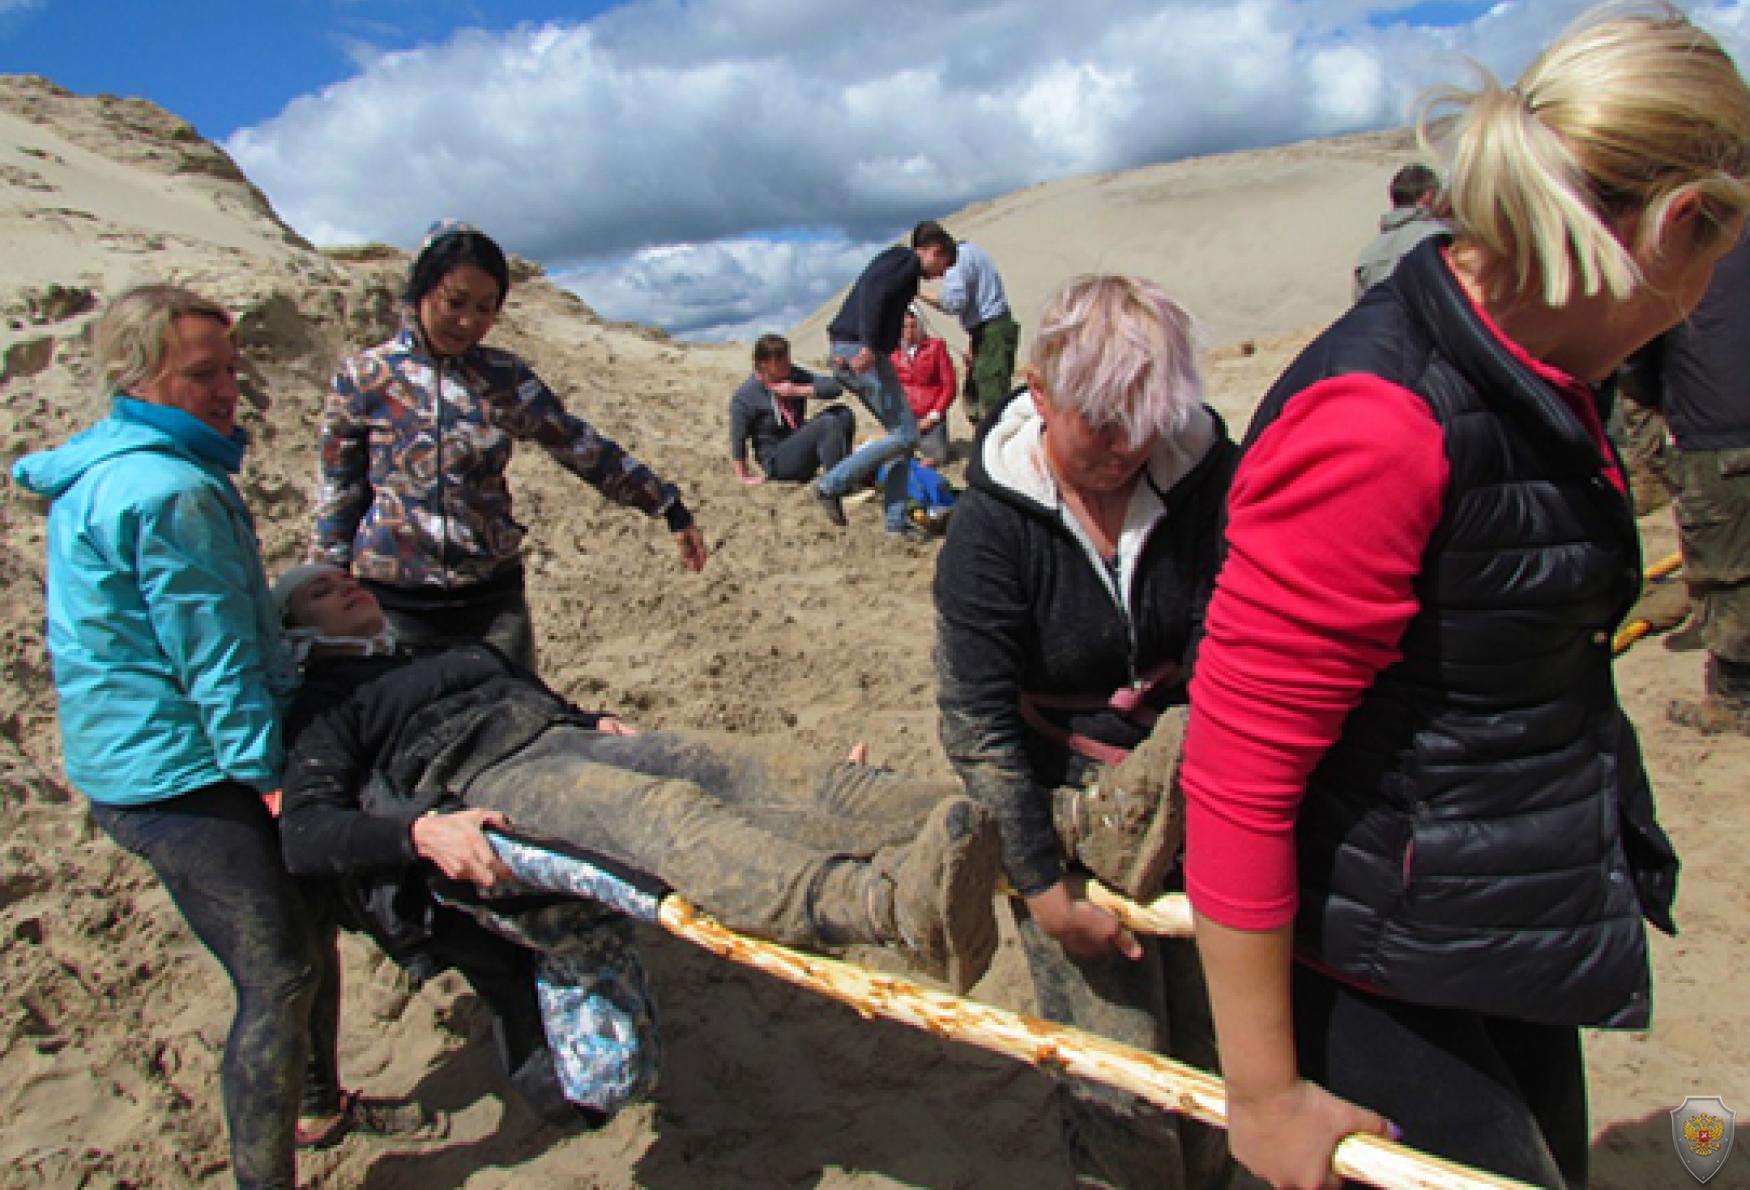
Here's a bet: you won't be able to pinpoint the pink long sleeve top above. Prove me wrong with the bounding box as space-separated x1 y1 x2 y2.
1182 279 1622 932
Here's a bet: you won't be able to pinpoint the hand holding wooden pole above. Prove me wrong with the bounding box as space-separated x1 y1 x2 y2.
1614 550 1685 655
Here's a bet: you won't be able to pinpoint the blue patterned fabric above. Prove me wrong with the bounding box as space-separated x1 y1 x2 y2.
436 834 665 1115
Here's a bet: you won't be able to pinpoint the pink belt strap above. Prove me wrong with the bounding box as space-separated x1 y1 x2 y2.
1018 657 1182 767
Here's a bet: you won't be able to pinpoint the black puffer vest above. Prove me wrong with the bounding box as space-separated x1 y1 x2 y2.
1245 238 1674 1029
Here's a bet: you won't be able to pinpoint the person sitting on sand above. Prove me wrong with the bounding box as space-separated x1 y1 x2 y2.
891 305 957 466
728 333 855 485
272 562 1002 1125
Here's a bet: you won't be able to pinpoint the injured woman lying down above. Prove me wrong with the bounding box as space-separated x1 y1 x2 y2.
271 562 999 1126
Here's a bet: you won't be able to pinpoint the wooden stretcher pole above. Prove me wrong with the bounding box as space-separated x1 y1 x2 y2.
1646 550 1684 582
1082 881 1194 937
656 894 1536 1190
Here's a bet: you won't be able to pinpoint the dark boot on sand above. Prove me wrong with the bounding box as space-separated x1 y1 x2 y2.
811 798 1001 993
1669 656 1750 736
1053 707 1188 902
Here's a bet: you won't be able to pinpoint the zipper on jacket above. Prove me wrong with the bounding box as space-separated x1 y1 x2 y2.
435 355 452 586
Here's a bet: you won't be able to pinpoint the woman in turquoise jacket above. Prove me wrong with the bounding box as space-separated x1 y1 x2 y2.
14 284 321 1190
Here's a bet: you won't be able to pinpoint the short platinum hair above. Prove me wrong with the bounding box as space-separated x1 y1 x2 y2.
1029 274 1202 448
94 283 233 398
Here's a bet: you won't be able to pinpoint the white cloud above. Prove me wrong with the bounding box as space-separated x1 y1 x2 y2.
552 234 883 343
226 0 1750 341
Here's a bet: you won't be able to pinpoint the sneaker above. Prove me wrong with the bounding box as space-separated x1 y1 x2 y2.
806 481 846 527
886 522 934 544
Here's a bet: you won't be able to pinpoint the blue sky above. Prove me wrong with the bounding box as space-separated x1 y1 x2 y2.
6 0 1750 340
0 1 622 137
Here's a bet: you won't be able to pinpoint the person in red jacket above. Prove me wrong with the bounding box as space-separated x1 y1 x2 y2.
891 305 957 465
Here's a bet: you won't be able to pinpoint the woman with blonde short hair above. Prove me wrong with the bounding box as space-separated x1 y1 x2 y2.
935 273 1237 1187
1182 5 1750 1186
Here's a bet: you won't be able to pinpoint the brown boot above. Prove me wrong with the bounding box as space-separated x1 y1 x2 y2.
1668 694 1750 735
812 798 1001 993
1052 708 1188 901
1670 656 1750 736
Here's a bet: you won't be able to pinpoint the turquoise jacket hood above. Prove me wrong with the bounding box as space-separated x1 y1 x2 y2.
13 397 248 495
14 399 295 806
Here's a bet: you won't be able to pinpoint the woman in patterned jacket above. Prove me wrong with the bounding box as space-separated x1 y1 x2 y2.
310 222 708 671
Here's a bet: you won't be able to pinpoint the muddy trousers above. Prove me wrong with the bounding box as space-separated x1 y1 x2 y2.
762 405 856 481
299 909 344 1118
1013 898 1233 1190
462 728 956 946
90 783 323 1190
1671 445 1750 669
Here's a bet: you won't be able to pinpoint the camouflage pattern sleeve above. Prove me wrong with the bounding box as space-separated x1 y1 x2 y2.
309 360 374 566
501 357 684 522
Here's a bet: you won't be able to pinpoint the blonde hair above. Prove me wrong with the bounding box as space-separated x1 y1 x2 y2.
1030 274 1202 448
94 283 233 398
1420 1 1750 307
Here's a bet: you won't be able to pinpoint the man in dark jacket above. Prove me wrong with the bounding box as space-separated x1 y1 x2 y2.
806 223 957 534
1621 233 1750 734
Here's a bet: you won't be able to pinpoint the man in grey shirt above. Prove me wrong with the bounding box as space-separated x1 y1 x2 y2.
1353 164 1446 300
916 220 1019 427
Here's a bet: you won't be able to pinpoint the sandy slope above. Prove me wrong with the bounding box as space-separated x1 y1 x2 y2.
1 74 1744 1190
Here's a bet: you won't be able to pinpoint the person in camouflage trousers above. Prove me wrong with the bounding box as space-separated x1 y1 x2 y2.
1621 233 1750 734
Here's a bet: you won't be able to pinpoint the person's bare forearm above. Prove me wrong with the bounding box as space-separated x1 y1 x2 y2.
1195 913 1391 1188
1194 915 1298 1101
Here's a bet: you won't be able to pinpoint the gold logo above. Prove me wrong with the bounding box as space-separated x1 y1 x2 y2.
1685 1113 1726 1158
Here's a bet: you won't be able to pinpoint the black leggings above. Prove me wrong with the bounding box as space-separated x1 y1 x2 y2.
91 783 324 1190
1292 964 1587 1189
419 910 575 1121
